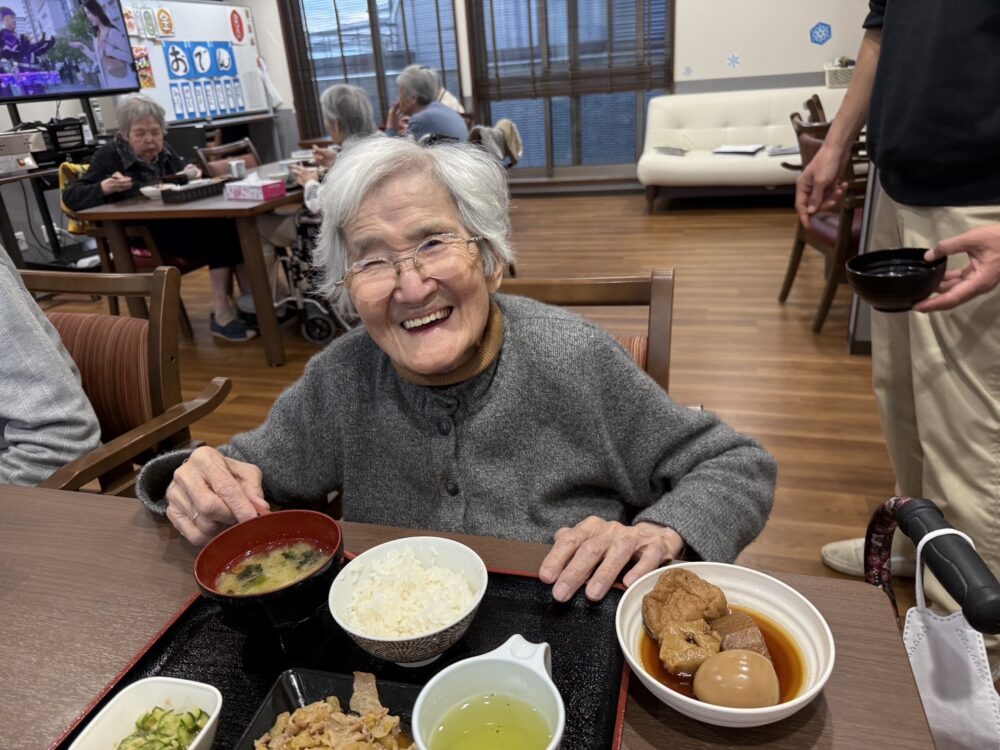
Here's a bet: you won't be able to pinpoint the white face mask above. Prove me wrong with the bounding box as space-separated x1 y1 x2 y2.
903 529 1000 749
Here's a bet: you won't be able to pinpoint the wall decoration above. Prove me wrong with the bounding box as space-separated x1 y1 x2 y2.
133 46 155 88
169 84 184 118
810 22 832 46
156 7 175 36
230 9 245 44
140 8 158 38
123 7 139 36
726 53 742 69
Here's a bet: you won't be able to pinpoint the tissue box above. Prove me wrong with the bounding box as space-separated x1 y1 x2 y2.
224 179 287 201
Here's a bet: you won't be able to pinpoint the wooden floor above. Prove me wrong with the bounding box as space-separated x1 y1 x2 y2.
44 193 911 608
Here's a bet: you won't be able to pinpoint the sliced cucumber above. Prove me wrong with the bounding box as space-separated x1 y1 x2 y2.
115 706 208 750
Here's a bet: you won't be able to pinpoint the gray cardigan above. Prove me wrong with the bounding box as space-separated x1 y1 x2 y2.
0 249 101 485
138 295 776 561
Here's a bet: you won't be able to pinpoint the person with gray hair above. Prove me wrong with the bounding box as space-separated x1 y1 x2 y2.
64 94 256 342
254 84 382 313
136 137 776 606
386 64 468 142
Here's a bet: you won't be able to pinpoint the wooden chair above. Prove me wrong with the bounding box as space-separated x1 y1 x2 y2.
58 161 198 340
20 266 231 495
501 269 674 392
778 116 868 333
804 94 827 123
194 138 261 178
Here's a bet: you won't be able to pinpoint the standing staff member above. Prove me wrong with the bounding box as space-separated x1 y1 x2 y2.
802 2 1000 674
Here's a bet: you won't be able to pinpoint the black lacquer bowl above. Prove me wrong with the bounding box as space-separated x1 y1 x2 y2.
194 510 344 633
845 247 946 312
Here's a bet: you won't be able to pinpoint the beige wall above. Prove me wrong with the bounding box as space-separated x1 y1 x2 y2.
244 0 295 111
675 0 868 83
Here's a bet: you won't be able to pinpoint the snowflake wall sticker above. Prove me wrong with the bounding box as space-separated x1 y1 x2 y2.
726 53 741 69
682 65 693 77
810 22 832 45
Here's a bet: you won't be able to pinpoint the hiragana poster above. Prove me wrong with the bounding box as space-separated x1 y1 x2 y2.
156 7 175 36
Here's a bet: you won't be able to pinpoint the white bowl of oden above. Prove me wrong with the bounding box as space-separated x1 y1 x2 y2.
329 536 488 666
616 562 835 728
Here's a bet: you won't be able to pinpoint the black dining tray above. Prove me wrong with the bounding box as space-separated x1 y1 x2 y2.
55 569 628 750
161 179 227 203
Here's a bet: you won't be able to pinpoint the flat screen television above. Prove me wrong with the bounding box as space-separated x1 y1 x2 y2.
0 0 139 104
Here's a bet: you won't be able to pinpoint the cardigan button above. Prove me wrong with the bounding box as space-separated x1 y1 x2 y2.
446 480 460 496
437 418 452 435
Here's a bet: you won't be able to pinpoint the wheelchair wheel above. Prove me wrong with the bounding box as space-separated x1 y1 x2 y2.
300 299 337 345
301 314 336 346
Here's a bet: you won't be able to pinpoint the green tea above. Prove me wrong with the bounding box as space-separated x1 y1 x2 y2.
428 692 553 750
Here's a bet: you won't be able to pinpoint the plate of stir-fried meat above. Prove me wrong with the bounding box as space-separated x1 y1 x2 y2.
241 670 418 750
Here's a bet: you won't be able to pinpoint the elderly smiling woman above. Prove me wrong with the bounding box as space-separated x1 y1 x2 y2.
137 138 777 603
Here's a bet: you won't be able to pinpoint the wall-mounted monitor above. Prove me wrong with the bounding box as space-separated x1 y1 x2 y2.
0 0 139 104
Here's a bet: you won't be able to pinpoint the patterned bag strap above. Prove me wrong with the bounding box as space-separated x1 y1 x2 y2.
863 495 916 625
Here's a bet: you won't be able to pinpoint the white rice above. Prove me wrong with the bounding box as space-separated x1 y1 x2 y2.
345 546 476 638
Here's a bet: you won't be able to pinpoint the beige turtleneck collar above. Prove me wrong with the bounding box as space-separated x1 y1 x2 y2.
393 299 504 387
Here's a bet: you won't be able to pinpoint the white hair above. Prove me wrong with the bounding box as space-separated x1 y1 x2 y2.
319 84 376 138
314 137 515 320
116 94 166 134
396 64 439 106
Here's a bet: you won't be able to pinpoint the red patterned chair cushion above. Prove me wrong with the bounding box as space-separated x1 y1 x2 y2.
616 334 648 371
46 312 152 440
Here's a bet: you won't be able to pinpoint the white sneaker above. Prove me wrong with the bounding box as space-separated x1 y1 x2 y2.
820 537 917 578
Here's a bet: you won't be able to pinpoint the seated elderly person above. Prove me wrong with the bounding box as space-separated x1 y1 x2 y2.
386 64 469 143
248 84 380 320
136 138 776 603
63 94 255 342
0 247 101 485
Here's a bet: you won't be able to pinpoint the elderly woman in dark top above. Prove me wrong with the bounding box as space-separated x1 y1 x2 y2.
63 94 255 342
137 137 777 603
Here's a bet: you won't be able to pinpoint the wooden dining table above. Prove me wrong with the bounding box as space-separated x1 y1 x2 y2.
75 163 304 367
1 484 933 749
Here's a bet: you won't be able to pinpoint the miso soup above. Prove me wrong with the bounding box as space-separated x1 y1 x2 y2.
429 693 553 750
215 540 332 595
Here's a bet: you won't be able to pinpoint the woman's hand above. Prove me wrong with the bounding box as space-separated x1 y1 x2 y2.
794 143 850 228
182 163 202 179
913 225 1000 312
291 164 320 187
164 446 271 546
311 145 338 168
538 517 686 602
100 171 133 195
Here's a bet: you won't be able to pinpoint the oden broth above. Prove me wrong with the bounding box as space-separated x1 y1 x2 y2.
639 604 805 703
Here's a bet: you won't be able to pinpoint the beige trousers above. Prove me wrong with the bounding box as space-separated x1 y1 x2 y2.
870 191 1000 673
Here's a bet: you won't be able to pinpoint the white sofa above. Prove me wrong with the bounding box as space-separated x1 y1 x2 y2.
638 86 846 211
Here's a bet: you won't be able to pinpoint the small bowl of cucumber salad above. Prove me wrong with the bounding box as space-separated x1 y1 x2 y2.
68 676 222 750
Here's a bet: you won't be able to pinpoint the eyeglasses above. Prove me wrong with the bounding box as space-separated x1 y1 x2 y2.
336 233 482 302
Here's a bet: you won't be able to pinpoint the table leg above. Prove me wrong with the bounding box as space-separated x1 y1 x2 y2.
235 216 285 367
0 188 25 268
104 220 148 319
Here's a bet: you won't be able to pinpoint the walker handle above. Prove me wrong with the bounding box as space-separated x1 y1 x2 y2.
897 499 1000 634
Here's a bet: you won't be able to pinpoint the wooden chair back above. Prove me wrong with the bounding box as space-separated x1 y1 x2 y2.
194 137 261 177
778 118 869 332
804 94 827 123
501 270 674 392
20 267 231 495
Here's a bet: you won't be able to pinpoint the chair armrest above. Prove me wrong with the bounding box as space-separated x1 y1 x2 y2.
40 378 231 492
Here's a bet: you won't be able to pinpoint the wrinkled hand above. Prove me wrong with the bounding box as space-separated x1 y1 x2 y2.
794 144 850 228
182 163 202 179
165 446 271 546
291 163 320 187
914 225 1000 312
311 145 338 169
538 517 685 602
100 171 133 195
